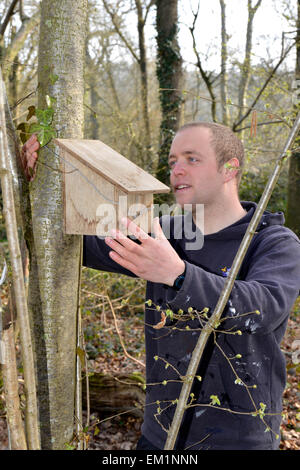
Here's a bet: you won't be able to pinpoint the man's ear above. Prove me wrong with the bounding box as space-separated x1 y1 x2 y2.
223 158 240 182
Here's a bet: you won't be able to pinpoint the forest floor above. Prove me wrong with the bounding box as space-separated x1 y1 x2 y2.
0 270 299 451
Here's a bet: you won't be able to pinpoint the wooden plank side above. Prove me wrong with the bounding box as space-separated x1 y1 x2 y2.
54 138 170 194
63 149 116 235
116 190 153 235
128 193 153 235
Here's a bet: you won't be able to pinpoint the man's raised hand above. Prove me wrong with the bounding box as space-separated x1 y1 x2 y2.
105 217 185 286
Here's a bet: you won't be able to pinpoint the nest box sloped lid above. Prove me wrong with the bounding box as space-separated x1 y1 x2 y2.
54 138 170 194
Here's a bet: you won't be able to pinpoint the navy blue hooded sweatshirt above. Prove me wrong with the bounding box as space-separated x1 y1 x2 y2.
83 201 300 450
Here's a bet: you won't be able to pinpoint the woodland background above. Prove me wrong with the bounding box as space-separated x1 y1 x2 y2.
0 0 299 450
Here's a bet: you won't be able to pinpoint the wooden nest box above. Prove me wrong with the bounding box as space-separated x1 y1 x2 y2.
54 138 170 236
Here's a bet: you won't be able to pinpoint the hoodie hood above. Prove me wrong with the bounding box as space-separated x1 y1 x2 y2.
242 200 285 229
188 200 286 242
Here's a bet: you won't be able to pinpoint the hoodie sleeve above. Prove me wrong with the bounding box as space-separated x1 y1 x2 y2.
166 232 300 335
83 235 137 278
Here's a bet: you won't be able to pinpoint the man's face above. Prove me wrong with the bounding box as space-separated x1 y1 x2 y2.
169 127 225 208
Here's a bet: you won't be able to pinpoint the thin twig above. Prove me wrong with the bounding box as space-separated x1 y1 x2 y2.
105 293 145 369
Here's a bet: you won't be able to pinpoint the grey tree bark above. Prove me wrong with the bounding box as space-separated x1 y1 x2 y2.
28 0 88 449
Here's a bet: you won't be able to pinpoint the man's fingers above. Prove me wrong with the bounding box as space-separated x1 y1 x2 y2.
107 229 143 254
27 152 38 172
152 217 166 240
108 250 137 273
26 133 39 148
26 141 40 157
121 217 150 242
20 135 40 181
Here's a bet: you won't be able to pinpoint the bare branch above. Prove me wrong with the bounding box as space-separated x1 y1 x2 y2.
189 2 217 122
219 0 230 125
0 0 19 37
236 0 263 125
102 0 140 63
233 40 295 132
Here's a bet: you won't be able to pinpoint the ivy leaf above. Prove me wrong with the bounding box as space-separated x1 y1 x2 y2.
38 127 56 147
29 122 56 147
17 122 31 144
17 122 29 133
26 105 36 121
35 108 54 127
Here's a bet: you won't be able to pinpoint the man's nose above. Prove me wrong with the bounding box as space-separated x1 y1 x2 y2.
172 160 187 175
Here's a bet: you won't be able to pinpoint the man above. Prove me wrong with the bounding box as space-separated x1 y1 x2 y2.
21 123 300 450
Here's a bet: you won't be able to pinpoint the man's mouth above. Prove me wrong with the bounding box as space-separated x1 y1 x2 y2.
174 184 191 192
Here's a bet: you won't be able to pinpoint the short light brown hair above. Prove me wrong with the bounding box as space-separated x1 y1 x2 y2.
176 122 244 186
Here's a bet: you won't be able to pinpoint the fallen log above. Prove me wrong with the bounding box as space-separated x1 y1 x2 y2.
82 371 145 418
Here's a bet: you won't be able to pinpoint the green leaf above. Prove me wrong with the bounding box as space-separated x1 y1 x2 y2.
210 395 221 406
165 309 173 320
29 123 56 147
35 108 54 126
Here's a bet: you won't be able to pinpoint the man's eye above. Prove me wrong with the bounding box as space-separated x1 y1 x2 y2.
168 160 176 168
189 157 198 163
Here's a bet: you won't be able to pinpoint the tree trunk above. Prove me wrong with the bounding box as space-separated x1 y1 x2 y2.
155 0 183 192
28 0 88 449
286 0 300 237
